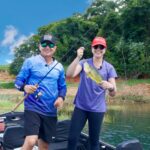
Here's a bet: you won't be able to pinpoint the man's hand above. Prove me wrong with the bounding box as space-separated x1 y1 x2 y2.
54 97 64 109
77 47 85 59
24 85 37 94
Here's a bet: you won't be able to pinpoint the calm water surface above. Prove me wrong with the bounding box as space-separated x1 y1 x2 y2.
100 102 150 150
0 102 149 149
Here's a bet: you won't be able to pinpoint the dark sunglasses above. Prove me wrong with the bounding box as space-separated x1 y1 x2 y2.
93 45 105 50
41 42 55 48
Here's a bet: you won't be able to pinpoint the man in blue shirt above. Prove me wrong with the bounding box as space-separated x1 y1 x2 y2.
15 34 67 150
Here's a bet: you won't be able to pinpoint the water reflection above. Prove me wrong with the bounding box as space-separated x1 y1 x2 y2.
101 103 150 150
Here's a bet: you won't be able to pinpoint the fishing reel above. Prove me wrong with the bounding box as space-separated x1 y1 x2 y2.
34 89 42 100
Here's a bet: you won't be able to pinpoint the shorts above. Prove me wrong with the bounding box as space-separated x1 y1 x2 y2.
24 110 57 143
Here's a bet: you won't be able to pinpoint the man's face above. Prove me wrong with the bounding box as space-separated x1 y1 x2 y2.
39 41 57 57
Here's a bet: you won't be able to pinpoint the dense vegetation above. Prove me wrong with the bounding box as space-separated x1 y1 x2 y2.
9 0 150 78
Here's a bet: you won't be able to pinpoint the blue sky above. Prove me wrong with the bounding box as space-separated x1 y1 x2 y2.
0 0 92 65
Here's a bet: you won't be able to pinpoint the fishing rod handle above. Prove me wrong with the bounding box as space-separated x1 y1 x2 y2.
12 94 29 112
12 84 39 112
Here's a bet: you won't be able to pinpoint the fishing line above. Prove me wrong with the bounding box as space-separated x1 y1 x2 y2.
60 24 99 61
12 6 143 112
37 61 59 85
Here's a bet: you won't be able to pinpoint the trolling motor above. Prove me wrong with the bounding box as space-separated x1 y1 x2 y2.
116 139 143 150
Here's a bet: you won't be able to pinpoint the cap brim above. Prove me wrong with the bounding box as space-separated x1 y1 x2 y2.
92 42 106 48
40 40 55 44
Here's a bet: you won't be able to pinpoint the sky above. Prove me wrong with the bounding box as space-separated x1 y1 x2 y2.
0 0 92 65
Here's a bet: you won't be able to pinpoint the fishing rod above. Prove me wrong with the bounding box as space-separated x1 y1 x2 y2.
12 26 97 111
12 17 122 112
12 61 59 112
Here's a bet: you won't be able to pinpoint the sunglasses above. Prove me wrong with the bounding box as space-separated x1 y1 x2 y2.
93 45 105 50
41 42 55 48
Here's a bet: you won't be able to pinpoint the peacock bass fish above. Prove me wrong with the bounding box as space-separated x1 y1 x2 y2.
83 62 102 84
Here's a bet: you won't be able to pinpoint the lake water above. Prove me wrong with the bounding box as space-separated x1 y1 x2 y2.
100 102 150 150
0 101 149 149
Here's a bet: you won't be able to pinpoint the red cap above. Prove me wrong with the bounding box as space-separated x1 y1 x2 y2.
91 37 107 48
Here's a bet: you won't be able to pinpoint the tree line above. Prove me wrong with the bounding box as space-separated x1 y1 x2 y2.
10 0 150 79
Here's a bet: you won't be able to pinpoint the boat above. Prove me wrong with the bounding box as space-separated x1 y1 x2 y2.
0 112 143 150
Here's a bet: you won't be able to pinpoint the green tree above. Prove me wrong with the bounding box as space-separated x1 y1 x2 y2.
9 0 150 78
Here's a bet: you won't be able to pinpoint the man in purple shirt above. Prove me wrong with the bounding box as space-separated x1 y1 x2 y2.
66 36 117 150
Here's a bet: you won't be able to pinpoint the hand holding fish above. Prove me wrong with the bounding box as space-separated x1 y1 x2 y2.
77 47 85 59
100 80 114 91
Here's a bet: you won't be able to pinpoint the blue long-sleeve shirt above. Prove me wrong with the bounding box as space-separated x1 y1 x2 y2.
15 55 67 116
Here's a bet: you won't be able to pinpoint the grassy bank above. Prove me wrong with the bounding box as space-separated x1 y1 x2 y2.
0 77 150 118
117 78 150 86
64 78 149 104
115 79 150 103
0 82 14 89
0 94 73 120
0 65 9 72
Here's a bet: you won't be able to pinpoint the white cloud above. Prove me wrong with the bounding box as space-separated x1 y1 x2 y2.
0 25 34 54
1 25 18 46
10 34 33 53
5 59 13 64
0 25 34 64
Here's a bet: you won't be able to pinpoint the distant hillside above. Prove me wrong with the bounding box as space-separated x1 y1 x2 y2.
0 65 9 72
0 65 15 82
0 71 15 82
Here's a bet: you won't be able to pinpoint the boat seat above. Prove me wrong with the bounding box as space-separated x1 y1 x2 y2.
0 112 24 127
49 141 86 150
49 120 87 150
52 120 71 142
0 125 25 150
0 120 87 150
116 139 143 150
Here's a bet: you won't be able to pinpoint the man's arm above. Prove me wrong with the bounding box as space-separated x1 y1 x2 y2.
14 59 31 91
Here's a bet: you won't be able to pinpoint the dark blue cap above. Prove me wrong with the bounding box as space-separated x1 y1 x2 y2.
40 34 56 44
